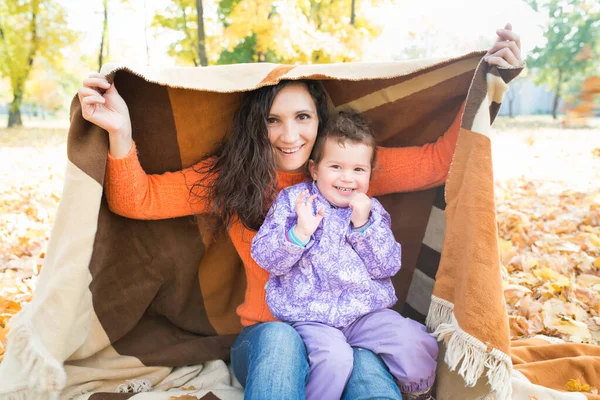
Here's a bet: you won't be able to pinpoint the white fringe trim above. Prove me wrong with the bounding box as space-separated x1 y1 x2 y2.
71 392 92 400
426 298 513 400
2 309 66 396
115 379 153 393
0 390 28 400
425 295 454 330
0 388 58 400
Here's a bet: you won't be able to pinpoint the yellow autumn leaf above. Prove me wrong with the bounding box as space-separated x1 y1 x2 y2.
533 267 560 281
565 378 595 392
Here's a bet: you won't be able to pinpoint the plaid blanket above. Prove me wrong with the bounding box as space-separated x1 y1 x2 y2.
1 52 598 400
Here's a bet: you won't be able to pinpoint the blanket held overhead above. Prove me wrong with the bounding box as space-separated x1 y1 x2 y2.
0 52 599 400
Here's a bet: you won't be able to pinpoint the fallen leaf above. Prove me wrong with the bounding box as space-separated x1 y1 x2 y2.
565 378 595 393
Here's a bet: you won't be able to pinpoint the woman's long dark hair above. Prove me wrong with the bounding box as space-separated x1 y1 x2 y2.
191 80 329 231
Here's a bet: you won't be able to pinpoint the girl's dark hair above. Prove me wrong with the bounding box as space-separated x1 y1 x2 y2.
311 110 378 168
191 80 329 231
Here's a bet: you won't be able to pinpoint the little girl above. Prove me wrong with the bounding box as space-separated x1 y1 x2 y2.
251 111 438 400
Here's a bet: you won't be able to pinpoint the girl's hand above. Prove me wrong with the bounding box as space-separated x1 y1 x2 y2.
294 190 325 242
484 23 523 68
78 73 133 158
349 192 372 228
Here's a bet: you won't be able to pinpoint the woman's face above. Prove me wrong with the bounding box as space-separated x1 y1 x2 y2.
267 83 319 173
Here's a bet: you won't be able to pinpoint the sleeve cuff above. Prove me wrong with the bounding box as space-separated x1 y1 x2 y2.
107 140 137 162
287 226 310 247
352 220 373 233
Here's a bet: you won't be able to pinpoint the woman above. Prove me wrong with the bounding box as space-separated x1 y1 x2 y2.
78 24 522 400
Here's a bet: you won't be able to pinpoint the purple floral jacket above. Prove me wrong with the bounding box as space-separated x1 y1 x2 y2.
251 181 402 328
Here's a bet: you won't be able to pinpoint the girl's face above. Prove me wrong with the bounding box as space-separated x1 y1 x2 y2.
309 138 372 208
267 83 319 173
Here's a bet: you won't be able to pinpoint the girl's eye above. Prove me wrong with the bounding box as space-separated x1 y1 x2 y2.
331 165 341 169
355 168 365 172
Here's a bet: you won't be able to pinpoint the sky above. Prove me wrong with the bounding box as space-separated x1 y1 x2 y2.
58 0 548 68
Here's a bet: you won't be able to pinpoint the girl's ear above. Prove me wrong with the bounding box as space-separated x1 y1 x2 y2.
308 160 318 181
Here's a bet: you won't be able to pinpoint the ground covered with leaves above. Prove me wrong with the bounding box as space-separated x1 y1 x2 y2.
1 117 599 362
491 117 600 346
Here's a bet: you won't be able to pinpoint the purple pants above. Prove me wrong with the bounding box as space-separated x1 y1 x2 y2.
292 308 438 400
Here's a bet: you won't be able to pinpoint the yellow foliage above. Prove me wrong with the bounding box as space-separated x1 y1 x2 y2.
222 0 384 63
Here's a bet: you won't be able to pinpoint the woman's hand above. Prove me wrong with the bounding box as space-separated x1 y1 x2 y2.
294 190 325 242
78 73 133 158
484 23 523 68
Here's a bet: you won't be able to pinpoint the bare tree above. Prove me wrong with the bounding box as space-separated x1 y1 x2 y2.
196 0 207 66
98 0 109 71
6 1 41 127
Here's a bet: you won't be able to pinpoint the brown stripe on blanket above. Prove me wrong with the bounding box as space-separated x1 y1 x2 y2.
67 99 110 185
111 314 236 365
191 221 246 335
168 88 242 168
401 302 426 325
115 72 185 173
363 75 470 146
496 65 523 85
88 72 221 358
168 88 246 335
415 243 441 280
433 185 446 211
378 188 436 310
323 55 480 107
490 101 502 122
460 62 489 131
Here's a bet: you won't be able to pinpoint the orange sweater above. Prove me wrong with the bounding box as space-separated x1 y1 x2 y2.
105 112 461 326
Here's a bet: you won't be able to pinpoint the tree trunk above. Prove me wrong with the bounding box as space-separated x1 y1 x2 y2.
552 69 562 120
196 0 208 66
350 0 356 25
506 89 515 118
99 0 109 71
8 87 24 128
144 0 150 65
180 2 198 66
7 0 40 127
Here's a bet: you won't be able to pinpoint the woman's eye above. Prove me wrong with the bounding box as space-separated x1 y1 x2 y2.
298 113 310 120
267 117 278 124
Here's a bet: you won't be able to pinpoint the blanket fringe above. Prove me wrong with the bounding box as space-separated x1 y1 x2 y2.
427 298 512 400
425 295 454 331
0 388 58 400
115 379 153 393
0 390 28 400
4 307 66 395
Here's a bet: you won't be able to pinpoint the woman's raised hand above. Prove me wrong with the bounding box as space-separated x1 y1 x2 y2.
78 73 133 158
484 23 523 68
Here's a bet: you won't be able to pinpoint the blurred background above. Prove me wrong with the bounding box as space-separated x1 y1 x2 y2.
0 0 598 124
1 0 600 362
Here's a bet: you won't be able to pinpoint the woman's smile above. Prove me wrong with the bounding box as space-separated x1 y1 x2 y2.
267 83 319 172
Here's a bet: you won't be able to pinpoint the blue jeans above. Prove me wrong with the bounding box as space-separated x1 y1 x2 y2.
230 322 402 400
